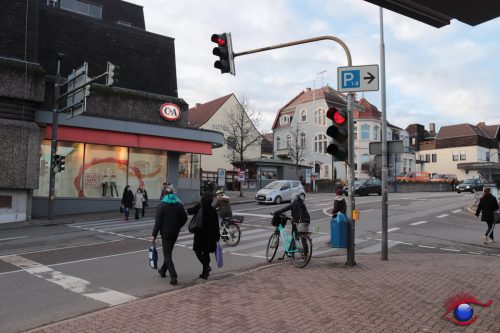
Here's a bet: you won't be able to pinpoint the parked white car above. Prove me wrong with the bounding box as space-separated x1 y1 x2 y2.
255 180 305 204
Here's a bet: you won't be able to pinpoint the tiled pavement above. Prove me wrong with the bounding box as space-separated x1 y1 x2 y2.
25 253 500 333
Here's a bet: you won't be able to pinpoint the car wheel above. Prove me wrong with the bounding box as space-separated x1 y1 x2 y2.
472 189 476 193
274 196 282 204
299 193 305 201
457 191 461 194
377 191 382 196
360 189 367 196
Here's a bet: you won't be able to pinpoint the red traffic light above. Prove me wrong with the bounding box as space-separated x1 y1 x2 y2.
211 34 226 46
327 108 346 125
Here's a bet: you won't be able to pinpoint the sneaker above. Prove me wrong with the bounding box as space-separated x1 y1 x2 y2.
481 235 487 240
488 238 494 243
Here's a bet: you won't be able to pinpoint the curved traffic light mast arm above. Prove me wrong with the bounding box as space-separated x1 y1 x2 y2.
234 35 356 266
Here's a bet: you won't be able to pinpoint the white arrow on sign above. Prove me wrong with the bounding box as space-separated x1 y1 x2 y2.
337 64 379 93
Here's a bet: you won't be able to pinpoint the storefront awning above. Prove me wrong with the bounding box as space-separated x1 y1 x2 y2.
44 125 213 155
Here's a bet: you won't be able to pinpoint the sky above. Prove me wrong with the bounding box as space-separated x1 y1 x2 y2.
126 0 499 134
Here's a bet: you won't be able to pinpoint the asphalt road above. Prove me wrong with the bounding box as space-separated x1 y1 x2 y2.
1 191 498 333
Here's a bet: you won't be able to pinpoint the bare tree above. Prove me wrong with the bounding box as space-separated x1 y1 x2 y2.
287 122 305 174
367 158 381 179
223 96 262 196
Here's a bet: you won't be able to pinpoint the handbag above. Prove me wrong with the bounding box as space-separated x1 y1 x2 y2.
495 211 500 224
120 204 124 214
188 206 204 233
149 243 158 269
215 242 223 268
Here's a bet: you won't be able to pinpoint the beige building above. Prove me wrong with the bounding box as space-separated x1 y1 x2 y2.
188 94 263 182
415 123 500 181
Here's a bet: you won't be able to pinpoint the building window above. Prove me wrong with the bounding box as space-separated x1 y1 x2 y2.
286 134 292 148
324 165 329 177
60 0 102 19
425 154 430 162
300 132 306 148
315 109 326 126
354 124 358 140
227 136 236 149
431 154 437 162
361 125 370 140
280 115 291 126
373 126 379 141
460 151 466 161
300 109 307 122
314 134 328 154
276 137 281 150
129 148 169 193
179 153 199 178
452 151 458 161
360 154 370 171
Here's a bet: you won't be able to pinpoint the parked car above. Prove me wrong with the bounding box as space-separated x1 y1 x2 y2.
456 178 484 193
396 171 432 182
255 180 305 204
430 173 458 182
343 178 382 196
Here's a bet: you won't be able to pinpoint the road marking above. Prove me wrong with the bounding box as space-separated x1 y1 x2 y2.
389 205 400 208
440 248 461 252
452 209 462 213
360 209 374 213
0 236 28 242
314 203 333 207
409 221 428 226
0 255 137 306
232 212 271 218
417 245 435 249
436 214 449 218
376 228 399 234
468 251 483 255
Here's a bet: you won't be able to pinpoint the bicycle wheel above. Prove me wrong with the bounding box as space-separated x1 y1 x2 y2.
291 234 312 268
266 232 280 262
223 223 241 247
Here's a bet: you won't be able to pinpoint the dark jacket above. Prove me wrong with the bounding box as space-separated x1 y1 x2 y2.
152 194 188 239
476 193 499 223
187 202 220 252
274 197 310 224
333 195 347 215
213 196 232 218
121 190 134 209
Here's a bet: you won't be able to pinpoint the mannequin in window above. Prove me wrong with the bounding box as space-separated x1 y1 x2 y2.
110 170 119 197
102 169 110 197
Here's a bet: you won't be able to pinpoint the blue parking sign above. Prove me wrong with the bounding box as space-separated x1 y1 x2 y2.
342 70 360 89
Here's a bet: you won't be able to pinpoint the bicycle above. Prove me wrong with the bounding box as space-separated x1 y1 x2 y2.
220 216 243 247
265 213 313 268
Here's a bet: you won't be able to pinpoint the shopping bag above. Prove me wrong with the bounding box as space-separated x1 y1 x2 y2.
188 207 204 233
149 244 158 269
215 242 223 268
120 205 124 214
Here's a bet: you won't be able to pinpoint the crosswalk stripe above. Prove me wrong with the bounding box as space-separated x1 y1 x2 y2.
70 218 129 228
410 221 428 226
436 214 449 218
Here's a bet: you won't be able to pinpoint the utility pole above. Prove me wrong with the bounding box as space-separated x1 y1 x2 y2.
48 53 64 219
380 7 389 260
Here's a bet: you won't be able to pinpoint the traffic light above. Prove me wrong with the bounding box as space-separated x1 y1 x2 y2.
59 155 66 172
53 154 61 173
211 33 235 75
106 61 119 86
326 107 348 161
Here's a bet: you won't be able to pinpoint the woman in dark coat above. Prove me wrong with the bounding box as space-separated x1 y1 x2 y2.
475 187 499 244
187 192 220 279
121 185 134 221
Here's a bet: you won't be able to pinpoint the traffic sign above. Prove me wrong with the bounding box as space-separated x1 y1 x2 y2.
337 65 379 92
217 168 226 187
369 140 404 155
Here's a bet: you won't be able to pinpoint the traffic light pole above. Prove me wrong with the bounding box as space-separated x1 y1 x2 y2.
232 35 356 266
380 8 389 260
48 53 64 220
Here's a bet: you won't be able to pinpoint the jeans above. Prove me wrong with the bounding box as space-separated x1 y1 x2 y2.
485 220 495 240
110 181 119 197
159 236 178 279
124 207 130 219
102 182 108 196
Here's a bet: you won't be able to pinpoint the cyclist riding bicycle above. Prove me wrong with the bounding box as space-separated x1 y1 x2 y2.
213 189 232 225
272 193 310 226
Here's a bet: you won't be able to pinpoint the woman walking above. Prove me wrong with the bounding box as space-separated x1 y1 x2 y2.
475 187 499 244
187 192 220 279
134 187 144 220
121 185 134 222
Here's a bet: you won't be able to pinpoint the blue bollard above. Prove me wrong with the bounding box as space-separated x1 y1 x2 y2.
331 212 348 248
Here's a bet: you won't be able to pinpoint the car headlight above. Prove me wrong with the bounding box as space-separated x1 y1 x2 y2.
466 185 470 188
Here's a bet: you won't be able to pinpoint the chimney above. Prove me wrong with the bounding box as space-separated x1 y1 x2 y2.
305 88 311 92
429 123 435 134
195 103 202 108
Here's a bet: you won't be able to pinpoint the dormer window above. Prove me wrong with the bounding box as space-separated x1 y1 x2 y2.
280 115 291 126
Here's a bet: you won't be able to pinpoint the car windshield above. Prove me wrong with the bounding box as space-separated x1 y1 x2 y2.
264 181 284 189
355 179 368 186
463 179 476 184
433 174 445 179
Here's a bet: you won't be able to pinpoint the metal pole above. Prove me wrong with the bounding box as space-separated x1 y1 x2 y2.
380 8 389 260
346 92 356 266
48 53 63 219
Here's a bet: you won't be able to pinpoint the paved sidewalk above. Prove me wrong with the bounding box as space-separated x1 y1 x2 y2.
25 253 500 333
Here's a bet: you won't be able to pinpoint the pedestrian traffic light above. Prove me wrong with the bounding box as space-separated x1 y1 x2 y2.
211 33 235 75
59 155 66 172
326 107 348 161
106 61 119 86
53 154 61 173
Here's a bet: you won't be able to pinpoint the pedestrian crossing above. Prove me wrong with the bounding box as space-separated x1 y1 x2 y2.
68 219 373 259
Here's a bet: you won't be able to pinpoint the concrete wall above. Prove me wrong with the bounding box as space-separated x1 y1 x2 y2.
0 190 27 223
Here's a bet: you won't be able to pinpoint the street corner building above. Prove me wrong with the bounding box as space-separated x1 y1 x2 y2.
0 0 223 223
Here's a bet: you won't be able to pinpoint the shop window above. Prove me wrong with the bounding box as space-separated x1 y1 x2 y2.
82 144 128 198
34 140 84 198
128 148 167 198
179 153 200 178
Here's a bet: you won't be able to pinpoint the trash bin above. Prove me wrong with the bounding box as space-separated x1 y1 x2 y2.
331 212 348 248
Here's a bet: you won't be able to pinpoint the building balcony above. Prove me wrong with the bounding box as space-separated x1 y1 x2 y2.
275 148 291 158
